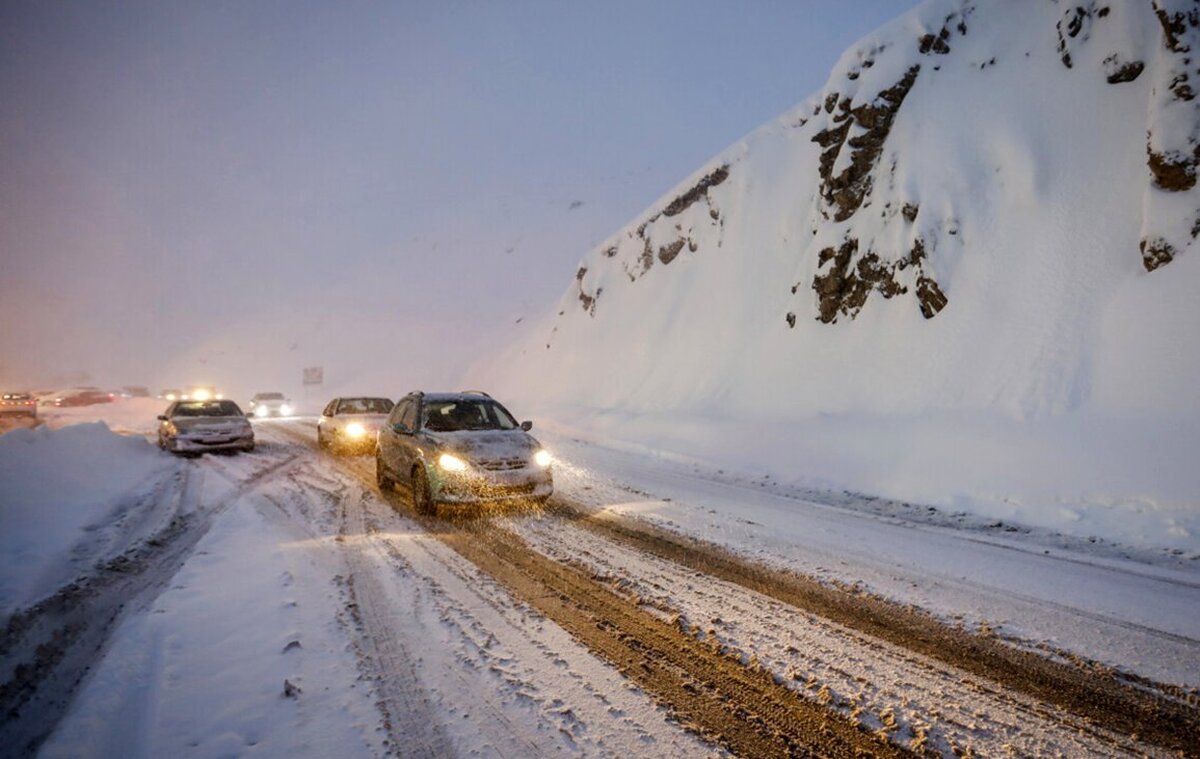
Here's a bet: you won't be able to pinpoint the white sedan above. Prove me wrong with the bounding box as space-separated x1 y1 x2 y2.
317 396 395 454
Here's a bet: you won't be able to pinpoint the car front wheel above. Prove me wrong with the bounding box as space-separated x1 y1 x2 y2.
412 466 435 516
376 454 395 492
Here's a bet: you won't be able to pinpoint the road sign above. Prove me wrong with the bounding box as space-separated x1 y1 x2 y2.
302 366 323 386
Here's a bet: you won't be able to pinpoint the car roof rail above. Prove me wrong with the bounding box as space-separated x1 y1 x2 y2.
459 389 492 398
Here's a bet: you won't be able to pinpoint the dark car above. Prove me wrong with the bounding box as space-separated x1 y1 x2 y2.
54 389 114 407
375 391 552 514
158 399 254 455
0 393 37 418
317 396 395 453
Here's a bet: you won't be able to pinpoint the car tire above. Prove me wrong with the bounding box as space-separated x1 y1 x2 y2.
243 442 255 453
376 454 395 492
412 466 436 516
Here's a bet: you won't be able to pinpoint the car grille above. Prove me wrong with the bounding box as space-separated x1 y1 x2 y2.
475 457 527 471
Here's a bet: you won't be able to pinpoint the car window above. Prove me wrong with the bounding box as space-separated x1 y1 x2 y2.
421 400 517 432
399 400 418 430
323 400 337 417
336 397 394 415
173 400 242 417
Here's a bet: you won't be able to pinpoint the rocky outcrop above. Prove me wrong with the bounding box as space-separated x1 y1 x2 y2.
811 236 947 324
662 166 729 217
812 66 921 223
1141 0 1200 270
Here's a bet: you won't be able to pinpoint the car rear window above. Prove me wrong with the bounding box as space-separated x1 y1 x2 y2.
174 401 243 417
336 397 394 415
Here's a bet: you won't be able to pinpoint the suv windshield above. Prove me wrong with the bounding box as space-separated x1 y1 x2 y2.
337 397 394 415
174 401 242 417
422 399 518 432
255 392 285 401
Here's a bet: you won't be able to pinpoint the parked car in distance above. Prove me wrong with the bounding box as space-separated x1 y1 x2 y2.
160 388 184 401
247 392 293 418
1 392 38 418
158 399 254 455
122 385 151 398
375 391 552 514
54 389 114 407
318 396 394 453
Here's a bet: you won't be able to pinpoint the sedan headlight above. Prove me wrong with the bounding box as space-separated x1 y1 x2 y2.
437 452 468 472
280 404 293 416
534 449 552 468
255 406 268 417
345 422 366 438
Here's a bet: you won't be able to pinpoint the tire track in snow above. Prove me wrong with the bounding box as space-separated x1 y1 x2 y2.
510 513 1171 757
542 498 1200 755
300 440 905 758
262 428 711 757
267 419 1199 755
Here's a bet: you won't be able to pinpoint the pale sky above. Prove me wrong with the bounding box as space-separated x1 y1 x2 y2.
0 1 904 398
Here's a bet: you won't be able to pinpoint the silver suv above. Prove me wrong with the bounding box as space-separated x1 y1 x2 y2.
375 391 552 513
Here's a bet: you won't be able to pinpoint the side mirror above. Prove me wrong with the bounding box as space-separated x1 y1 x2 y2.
157 415 168 421
520 420 533 431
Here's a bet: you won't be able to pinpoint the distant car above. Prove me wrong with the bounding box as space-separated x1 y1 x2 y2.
122 385 151 398
0 392 37 418
247 392 293 418
317 396 395 453
54 389 114 407
157 399 254 455
375 391 552 514
160 388 184 401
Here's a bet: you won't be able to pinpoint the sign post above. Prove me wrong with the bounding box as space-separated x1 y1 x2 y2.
302 367 323 409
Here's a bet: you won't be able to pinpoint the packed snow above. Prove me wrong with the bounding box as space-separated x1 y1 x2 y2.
0 422 174 617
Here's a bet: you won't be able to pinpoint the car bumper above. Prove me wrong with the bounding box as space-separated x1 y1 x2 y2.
434 469 553 504
172 434 255 452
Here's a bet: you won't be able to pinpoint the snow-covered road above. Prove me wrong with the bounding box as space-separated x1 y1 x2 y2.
2 415 1197 757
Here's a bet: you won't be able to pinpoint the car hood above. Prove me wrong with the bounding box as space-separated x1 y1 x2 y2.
426 430 539 460
173 416 249 432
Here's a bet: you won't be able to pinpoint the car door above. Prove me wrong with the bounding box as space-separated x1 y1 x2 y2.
379 398 410 475
391 398 420 478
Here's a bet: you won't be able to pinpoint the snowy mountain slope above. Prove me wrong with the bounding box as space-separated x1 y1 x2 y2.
492 0 1198 419
473 0 1200 549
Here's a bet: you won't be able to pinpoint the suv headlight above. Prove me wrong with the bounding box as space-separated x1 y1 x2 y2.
438 453 468 472
280 404 293 416
534 449 552 468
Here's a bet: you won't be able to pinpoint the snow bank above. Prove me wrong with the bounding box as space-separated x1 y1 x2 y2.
473 0 1200 553
38 397 169 436
0 423 171 616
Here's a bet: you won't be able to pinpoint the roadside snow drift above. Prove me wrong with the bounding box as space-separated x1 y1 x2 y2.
0 423 171 617
474 0 1200 551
